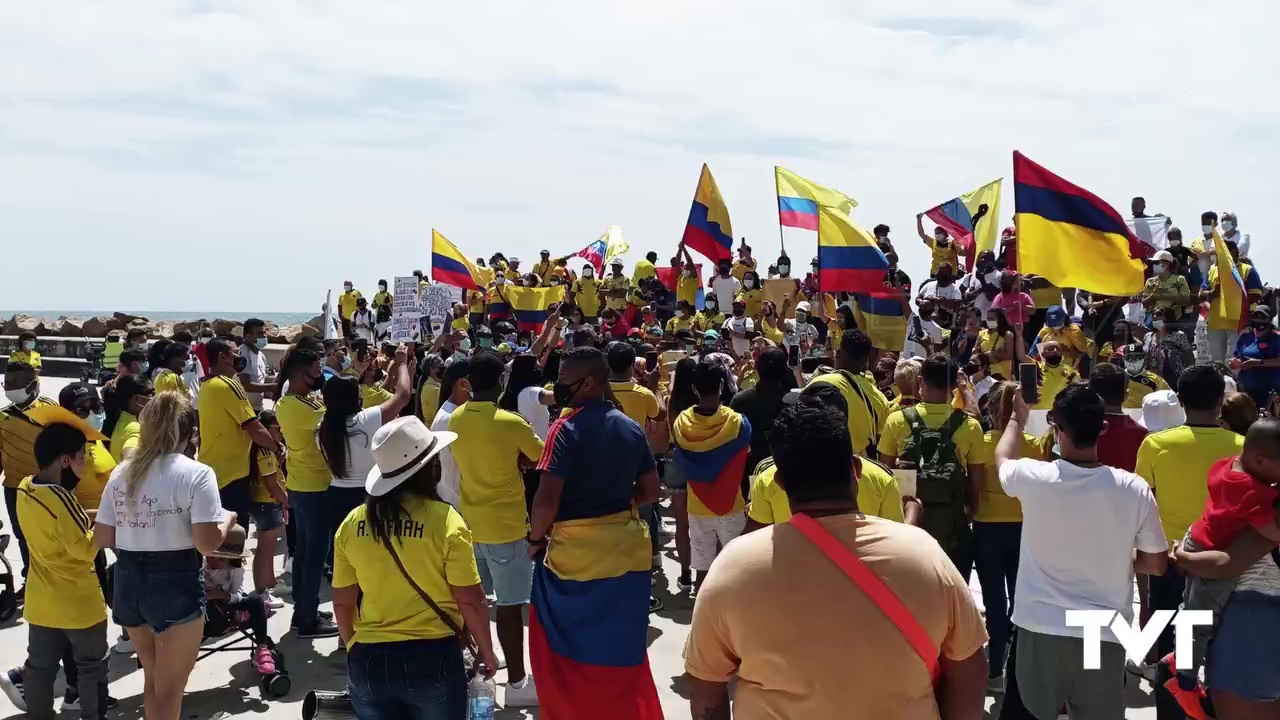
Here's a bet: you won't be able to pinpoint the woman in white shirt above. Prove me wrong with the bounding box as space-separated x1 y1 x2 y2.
317 345 416 537
94 392 237 720
430 359 473 507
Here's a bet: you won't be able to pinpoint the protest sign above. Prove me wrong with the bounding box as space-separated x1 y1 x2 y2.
390 276 423 342
389 315 421 343
420 284 459 334
763 278 802 318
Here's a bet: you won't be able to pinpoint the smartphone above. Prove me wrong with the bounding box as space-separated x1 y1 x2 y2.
352 338 369 361
1018 363 1039 404
788 344 800 367
645 352 658 372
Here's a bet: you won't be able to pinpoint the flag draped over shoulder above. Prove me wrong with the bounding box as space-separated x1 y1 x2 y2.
681 164 734 263
673 406 751 516
431 229 486 290
505 285 566 332
1211 228 1249 332
529 508 662 720
924 178 1002 266
853 295 908 352
817 206 892 296
1012 152 1148 295
775 166 857 230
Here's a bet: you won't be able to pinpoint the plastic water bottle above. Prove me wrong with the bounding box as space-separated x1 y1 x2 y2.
467 673 496 720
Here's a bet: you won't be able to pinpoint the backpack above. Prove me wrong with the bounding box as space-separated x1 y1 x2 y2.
900 407 971 557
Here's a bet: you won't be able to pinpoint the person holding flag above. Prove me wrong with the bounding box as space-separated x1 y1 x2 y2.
1203 232 1263 362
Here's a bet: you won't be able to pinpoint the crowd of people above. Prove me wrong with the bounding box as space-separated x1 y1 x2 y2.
0 201 1277 719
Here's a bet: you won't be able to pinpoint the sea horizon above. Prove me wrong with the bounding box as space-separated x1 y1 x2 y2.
1 310 319 325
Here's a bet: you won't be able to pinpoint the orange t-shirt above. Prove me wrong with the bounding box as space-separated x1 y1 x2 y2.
684 515 987 719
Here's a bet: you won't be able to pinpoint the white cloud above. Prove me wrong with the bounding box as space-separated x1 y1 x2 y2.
1 0 1276 314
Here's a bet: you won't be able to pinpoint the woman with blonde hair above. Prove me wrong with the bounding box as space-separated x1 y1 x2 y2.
94 391 237 720
888 358 922 412
973 380 1040 693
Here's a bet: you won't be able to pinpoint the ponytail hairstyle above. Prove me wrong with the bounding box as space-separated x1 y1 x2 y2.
317 376 363 478
121 390 197 501
988 381 1019 434
436 358 472 420
146 339 173 380
276 346 323 399
103 375 153 443
366 456 443 549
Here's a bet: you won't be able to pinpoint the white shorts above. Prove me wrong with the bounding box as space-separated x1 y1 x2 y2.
689 513 746 572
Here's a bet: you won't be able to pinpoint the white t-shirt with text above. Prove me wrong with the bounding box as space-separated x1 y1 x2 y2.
97 454 226 552
330 407 384 488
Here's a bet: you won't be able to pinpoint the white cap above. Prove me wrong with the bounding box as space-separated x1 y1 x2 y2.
795 301 812 313
1141 390 1185 432
365 417 457 497
1152 250 1175 263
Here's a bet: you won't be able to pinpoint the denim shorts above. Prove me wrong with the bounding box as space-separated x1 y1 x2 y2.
474 539 533 606
112 549 205 633
250 502 285 533
1206 590 1280 702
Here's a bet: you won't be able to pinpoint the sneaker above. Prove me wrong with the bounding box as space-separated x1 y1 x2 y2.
290 609 334 628
283 556 294 575
505 675 539 707
252 645 277 675
260 590 284 609
0 668 25 712
648 596 664 613
113 636 134 654
296 619 340 639
986 674 1005 695
61 690 120 712
1158 654 1212 720
676 573 694 592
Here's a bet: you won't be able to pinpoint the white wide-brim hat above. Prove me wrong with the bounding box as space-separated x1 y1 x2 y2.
366 416 457 497
1141 390 1185 432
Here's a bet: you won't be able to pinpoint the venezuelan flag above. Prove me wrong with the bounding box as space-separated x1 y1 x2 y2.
681 164 734 263
775 166 857 231
505 285 566 332
853 294 908 352
1013 152 1148 295
673 406 751 516
430 229 486 290
923 178 1002 267
1210 228 1249 332
817 206 893 296
529 508 662 720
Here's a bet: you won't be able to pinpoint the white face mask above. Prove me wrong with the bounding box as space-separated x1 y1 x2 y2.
986 319 999 329
1202 224 1214 235
1222 220 1235 232
675 310 684 318
458 338 472 352
5 387 33 406
583 269 593 278
87 412 106 431
495 276 506 285
778 264 790 274
1125 360 1146 375
344 285 353 292
184 359 196 373
744 279 755 289
199 336 212 345
1152 262 1166 274
1153 319 1165 330
1169 237 1182 247
22 341 35 351
705 301 717 311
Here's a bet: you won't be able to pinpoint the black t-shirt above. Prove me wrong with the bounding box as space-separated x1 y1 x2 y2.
729 383 790 475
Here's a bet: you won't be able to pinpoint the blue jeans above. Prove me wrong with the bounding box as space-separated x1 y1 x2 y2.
973 521 1021 678
348 638 466 720
289 490 329 625
1148 565 1187 720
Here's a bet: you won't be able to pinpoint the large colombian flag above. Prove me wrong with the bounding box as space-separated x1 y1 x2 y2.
680 164 734 263
817 205 894 297
430 229 486 290
505 285 566 333
673 406 751 516
923 178 1002 270
1209 228 1250 332
775 166 857 230
1013 152 1148 296
853 294 909 352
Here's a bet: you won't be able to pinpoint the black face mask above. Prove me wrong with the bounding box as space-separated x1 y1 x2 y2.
552 378 585 406
233 356 248 373
61 466 81 492
1044 354 1062 367
733 308 745 317
1253 324 1271 334
308 373 326 392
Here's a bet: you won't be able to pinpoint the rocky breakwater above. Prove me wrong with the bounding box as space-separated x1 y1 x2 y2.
2 312 322 344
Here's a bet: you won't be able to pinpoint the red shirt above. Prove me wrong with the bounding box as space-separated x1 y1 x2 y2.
1190 457 1279 550
1096 412 1148 472
192 342 211 375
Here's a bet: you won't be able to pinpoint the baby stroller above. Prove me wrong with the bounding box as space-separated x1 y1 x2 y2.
201 598 292 698
0 522 17 622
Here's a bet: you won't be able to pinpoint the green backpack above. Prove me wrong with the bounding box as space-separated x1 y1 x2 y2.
900 407 971 557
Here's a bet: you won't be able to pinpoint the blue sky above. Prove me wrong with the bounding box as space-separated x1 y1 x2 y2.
1 0 1275 313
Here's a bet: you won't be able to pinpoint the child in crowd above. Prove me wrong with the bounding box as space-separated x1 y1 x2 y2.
203 525 276 677
248 410 288 603
1168 417 1280 720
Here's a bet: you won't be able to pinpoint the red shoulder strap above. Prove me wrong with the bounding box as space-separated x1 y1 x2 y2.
787 512 940 682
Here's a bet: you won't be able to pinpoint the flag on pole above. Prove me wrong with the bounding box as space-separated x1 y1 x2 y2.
817 206 892 296
1209 228 1249 332
505 285 567 333
601 225 630 268
923 178 1002 265
775 166 857 230
431 229 487 290
1012 151 1149 296
680 164 734 263
570 238 608 276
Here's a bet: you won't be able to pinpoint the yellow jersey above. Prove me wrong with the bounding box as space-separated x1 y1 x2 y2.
450 317 470 334
1034 362 1079 410
737 288 765 318
1123 371 1170 409
877 402 984 467
419 379 442 423
608 381 661 429
1 398 57 488
603 275 631 311
251 446 284 504
974 430 1040 523
333 496 481 646
447 401 545 544
676 274 700 307
77 440 116 510
338 290 363 320
808 371 890 458
925 238 960 275
1035 324 1092 367
731 259 756 283
531 260 554 282
467 290 486 315
372 290 393 312
632 259 657 284
17 477 105 629
108 411 141 464
693 311 726 339
197 375 258 488
277 393 330 493
1136 425 1244 541
573 278 602 317
665 316 694 335
9 349 42 370
979 328 1014 381
361 383 392 409
747 456 904 525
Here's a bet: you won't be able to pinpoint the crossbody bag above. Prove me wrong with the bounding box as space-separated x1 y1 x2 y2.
384 539 479 669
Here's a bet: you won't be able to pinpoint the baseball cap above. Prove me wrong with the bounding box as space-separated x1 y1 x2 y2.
58 382 100 411
540 249 550 256
496 343 514 354
610 258 624 267
509 256 521 264
796 301 812 314
1152 250 1175 263
703 329 720 343
1046 305 1067 326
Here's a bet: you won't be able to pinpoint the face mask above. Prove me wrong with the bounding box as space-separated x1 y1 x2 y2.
233 356 247 373
504 334 517 345
1169 237 1182 247
705 301 717 311
22 341 35 351
734 308 745 317
778 264 790 274
379 284 387 291
183 359 196 373
811 265 819 274
1222 221 1235 232
139 361 151 375
552 378 585 406
985 319 998 329
796 312 808 323
674 310 684 318
1044 354 1062 366
935 236 948 245
1153 319 1165 330
255 337 267 349
583 270 593 278
1152 262 1166 274
1202 224 1214 235
341 355 352 370
744 279 755 289
458 338 472 352
199 336 212 345
5 386 34 406
496 276 507 285
344 285 353 292
1125 360 1145 375
308 373 326 392
478 337 493 349
549 279 561 286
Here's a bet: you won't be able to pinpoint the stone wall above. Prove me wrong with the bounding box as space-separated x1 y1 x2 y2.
2 313 321 345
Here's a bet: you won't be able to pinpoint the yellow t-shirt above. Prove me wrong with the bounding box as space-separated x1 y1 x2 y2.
573 278 602 317
447 401 545 545
747 457 904 525
1034 363 1079 410
450 317 470 333
109 411 141 464
9 349 42 370
693 311 726 339
603 275 631 311
665 316 694 335
925 238 960 275
676 275 700 307
277 393 330 493
759 317 785 345
339 290 363 320
632 259 657 284
731 259 756 283
1 398 58 488
1136 425 1244 541
153 369 190 398
361 383 392 409
737 288 765 318
608 381 661 429
197 376 258 488
684 515 987 720
77 440 116 511
978 328 1013 381
372 290 393 311
807 371 890 458
251 446 284 504
974 430 1039 523
1035 324 1092 366
876 402 984 467
1123 372 1171 409
467 290 486 314
17 477 105 630
419 379 441 423
333 496 481 646
532 260 554 282
1029 283 1063 309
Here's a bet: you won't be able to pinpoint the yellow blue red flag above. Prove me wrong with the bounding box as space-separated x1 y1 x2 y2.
923 178 1002 267
430 229 487 291
775 166 857 230
817 206 892 296
1013 152 1149 295
681 164 734 263
504 285 566 332
1210 228 1249 332
673 406 751 516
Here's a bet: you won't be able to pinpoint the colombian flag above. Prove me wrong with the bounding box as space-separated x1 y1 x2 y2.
775 166 857 231
853 294 909 352
505 285 566 332
1210 228 1249 332
430 229 487 290
673 406 751 516
529 509 662 720
923 178 1002 270
817 206 893 297
681 164 734 263
1013 152 1148 296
